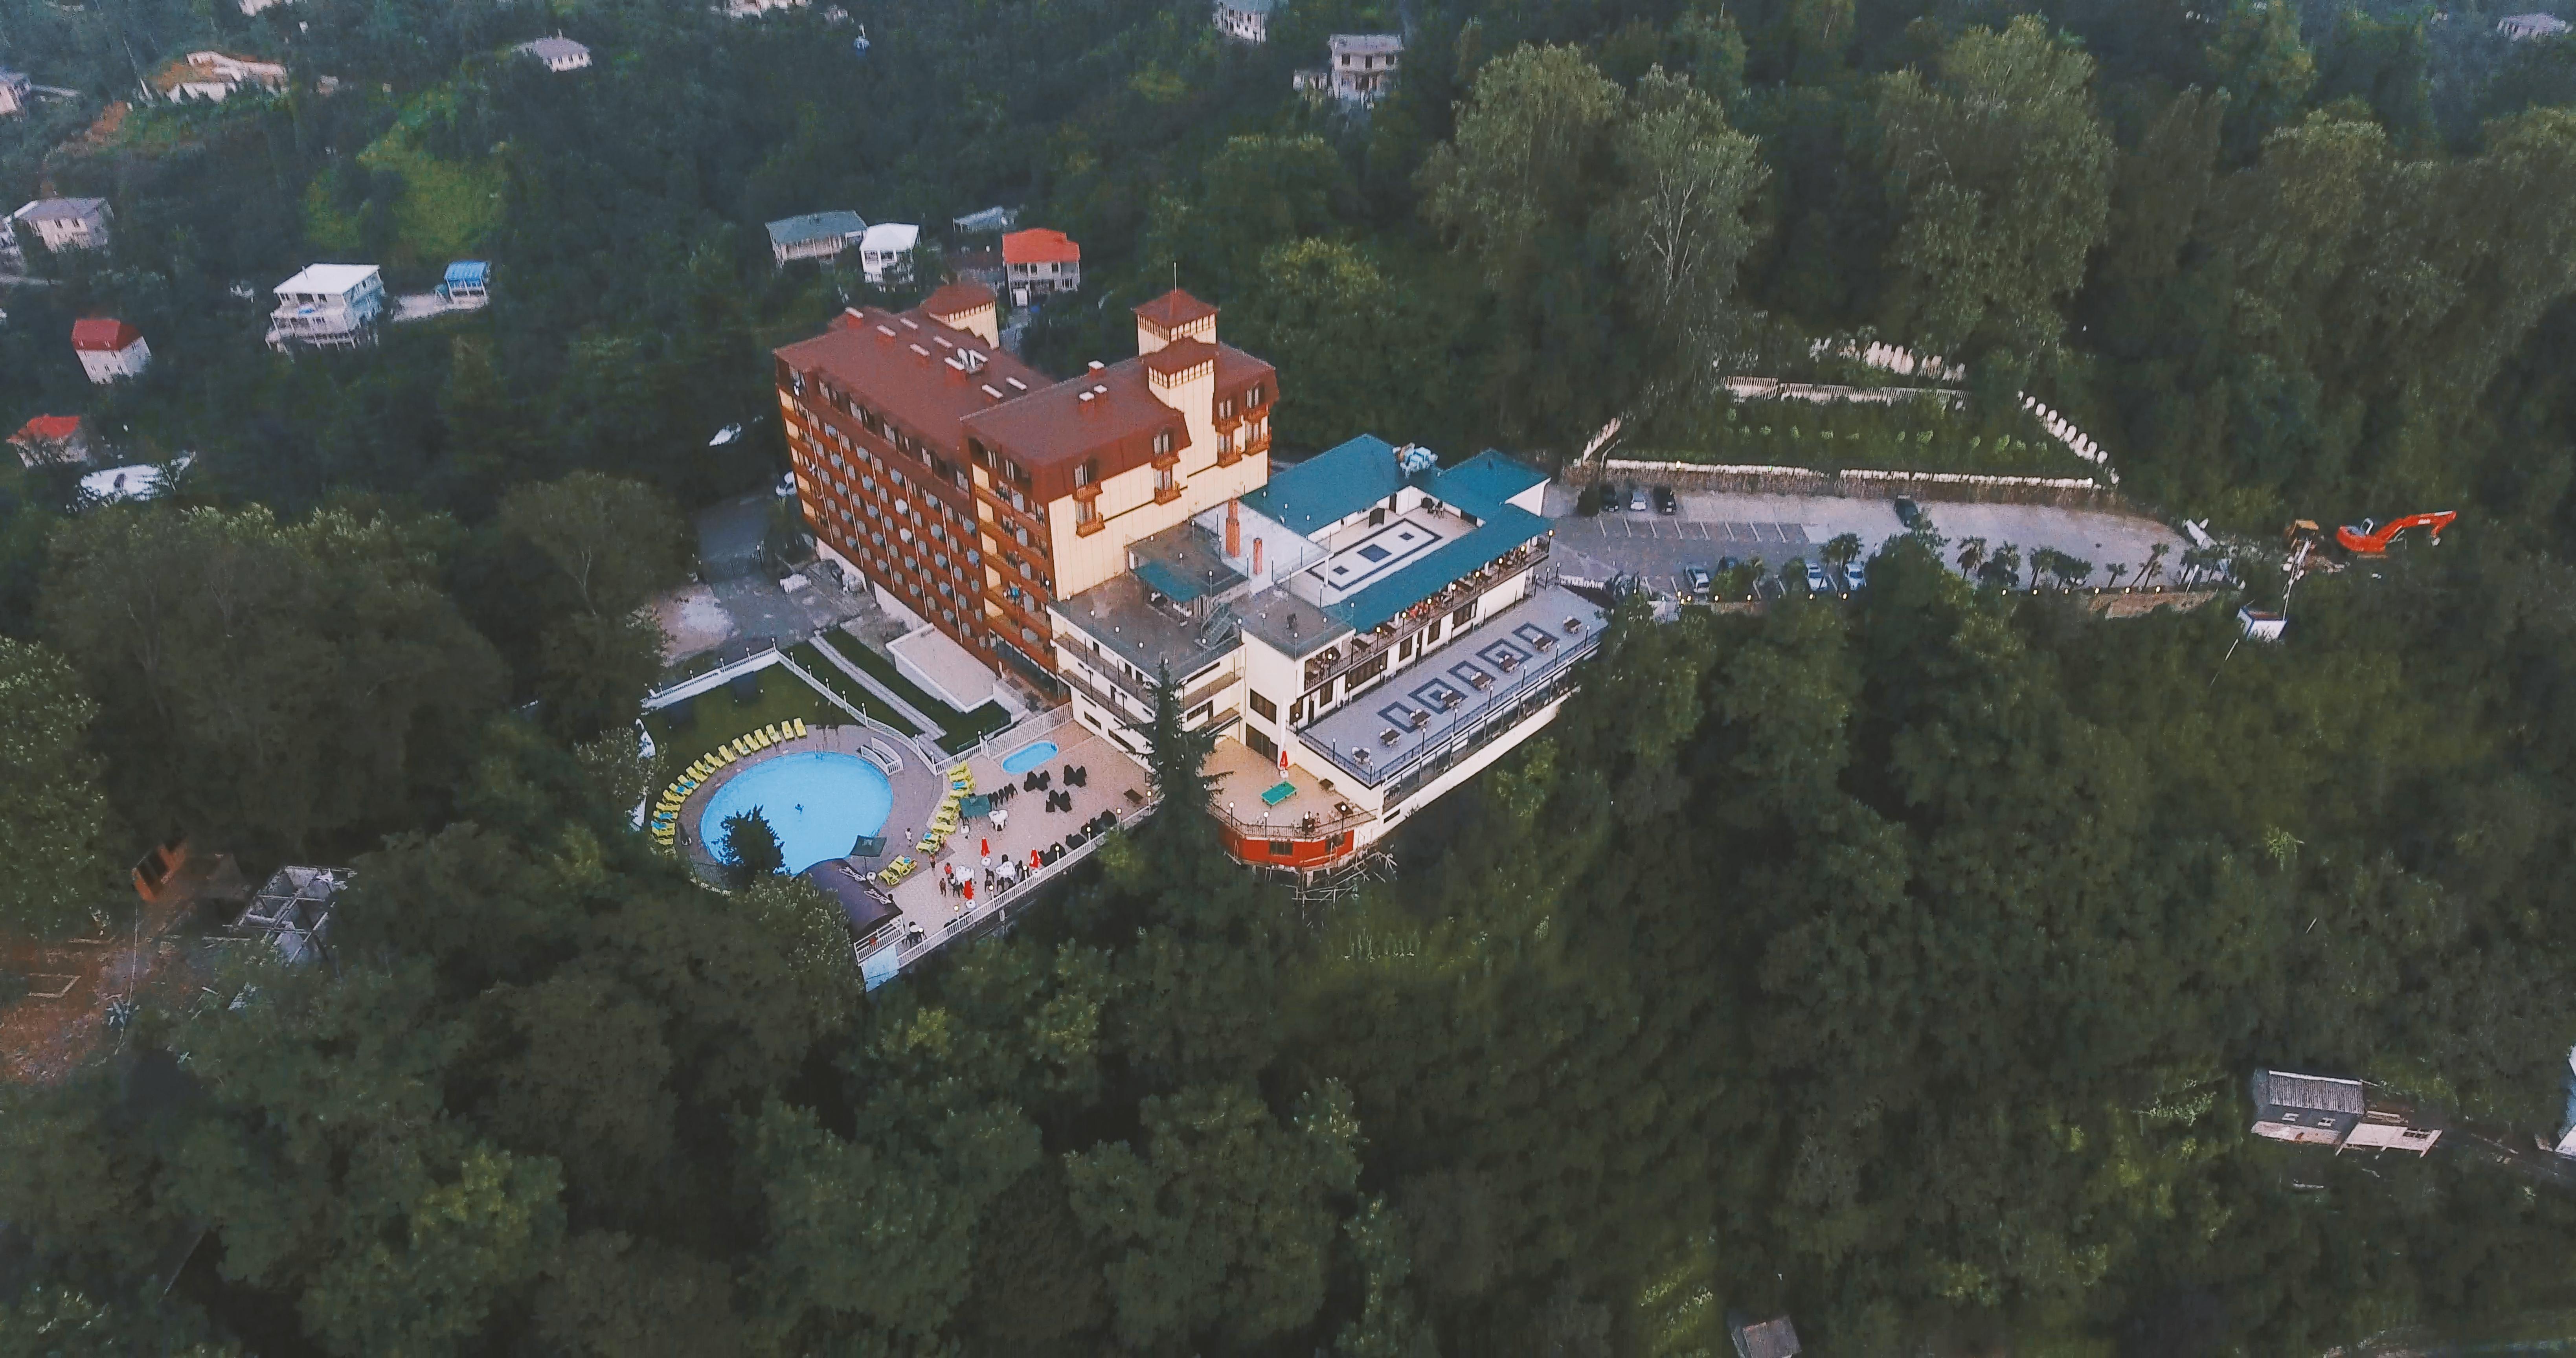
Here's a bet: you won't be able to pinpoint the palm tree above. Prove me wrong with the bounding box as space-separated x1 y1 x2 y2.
1825 532 1862 570
2106 563 2130 589
2142 542 2169 587
1956 537 1988 577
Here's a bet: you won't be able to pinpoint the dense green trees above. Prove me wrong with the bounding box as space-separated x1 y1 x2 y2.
0 639 124 937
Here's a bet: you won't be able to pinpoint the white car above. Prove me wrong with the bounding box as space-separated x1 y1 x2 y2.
1842 558 1869 592
1802 560 1830 595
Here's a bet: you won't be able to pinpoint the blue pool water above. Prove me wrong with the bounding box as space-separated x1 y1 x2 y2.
700 752 894 874
1001 740 1058 775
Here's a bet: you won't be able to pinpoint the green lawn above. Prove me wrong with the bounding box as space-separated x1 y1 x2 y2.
642 669 839 774
1640 393 2096 479
781 643 922 736
818 631 1012 746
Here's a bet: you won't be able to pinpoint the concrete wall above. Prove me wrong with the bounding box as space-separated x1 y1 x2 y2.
1570 457 2130 512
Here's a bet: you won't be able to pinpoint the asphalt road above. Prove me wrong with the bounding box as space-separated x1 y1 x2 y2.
1547 484 2188 600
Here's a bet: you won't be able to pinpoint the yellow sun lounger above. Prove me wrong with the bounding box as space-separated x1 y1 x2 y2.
792 718 808 738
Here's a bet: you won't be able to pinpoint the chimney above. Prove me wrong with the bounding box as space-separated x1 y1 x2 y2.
1088 360 1105 372
1252 537 1264 574
1226 499 1240 556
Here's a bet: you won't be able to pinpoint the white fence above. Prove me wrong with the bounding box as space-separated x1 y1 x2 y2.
643 645 782 710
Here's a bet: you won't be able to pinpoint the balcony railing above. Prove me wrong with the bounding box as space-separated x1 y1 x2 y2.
1303 609 1599 795
1298 540 1551 695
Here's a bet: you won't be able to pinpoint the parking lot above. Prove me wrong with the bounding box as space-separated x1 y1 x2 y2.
1547 483 2186 600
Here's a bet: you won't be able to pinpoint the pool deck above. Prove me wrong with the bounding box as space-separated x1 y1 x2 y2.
676 721 947 880
673 715 1154 955
881 721 1151 941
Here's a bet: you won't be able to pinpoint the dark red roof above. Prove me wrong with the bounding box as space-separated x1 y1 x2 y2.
1140 336 1219 377
1002 228 1080 265
963 356 1180 479
69 318 141 352
1134 288 1217 333
775 305 1051 461
921 281 996 320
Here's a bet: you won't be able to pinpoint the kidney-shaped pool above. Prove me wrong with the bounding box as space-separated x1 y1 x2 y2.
700 751 895 874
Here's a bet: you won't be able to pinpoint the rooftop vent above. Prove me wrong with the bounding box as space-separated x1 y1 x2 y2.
1005 377 1028 391
981 384 1005 400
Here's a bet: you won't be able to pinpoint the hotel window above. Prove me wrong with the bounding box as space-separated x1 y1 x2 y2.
1248 384 1266 408
1077 499 1102 529
1155 466 1177 495
1153 431 1174 455
1076 457 1101 487
1217 396 1235 421
1249 691 1277 722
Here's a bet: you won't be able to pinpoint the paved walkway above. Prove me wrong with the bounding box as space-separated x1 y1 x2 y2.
884 720 1149 945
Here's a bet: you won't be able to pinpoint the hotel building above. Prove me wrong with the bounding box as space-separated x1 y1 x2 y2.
774 286 1595 872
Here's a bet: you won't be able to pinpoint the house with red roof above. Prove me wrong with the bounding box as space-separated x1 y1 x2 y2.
1001 228 1080 307
71 317 150 384
10 415 94 468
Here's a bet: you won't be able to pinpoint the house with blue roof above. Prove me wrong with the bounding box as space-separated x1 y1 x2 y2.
766 210 867 267
439 261 489 307
1048 431 1595 872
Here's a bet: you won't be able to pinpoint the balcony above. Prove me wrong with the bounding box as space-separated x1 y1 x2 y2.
1297 540 1551 695
1153 481 1183 505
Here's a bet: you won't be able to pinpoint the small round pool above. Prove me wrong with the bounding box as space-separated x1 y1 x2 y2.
1001 740 1058 776
700 752 894 874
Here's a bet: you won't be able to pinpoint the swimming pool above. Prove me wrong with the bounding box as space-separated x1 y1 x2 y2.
1000 740 1058 775
700 752 894 874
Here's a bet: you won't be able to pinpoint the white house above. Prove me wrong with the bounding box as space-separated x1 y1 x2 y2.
857 222 920 287
724 0 810 17
1213 0 1276 43
515 36 593 72
266 263 386 351
151 51 288 103
71 317 151 383
1001 227 1081 306
10 198 112 253
0 68 29 117
238 0 293 15
2499 12 2571 38
1326 33 1402 103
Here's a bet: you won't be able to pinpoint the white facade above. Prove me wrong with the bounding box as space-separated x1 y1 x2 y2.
858 222 921 286
0 69 28 117
75 331 151 384
238 0 293 15
1049 438 1575 867
1327 33 1402 103
266 264 386 351
2499 12 2571 39
11 198 112 253
1213 0 1274 43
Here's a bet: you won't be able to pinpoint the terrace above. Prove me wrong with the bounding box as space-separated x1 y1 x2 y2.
1300 582 1605 794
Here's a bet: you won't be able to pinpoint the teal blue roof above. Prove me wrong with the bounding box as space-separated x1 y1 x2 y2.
1325 506 1551 633
1239 436 1554 634
1135 556 1210 604
444 260 489 286
1240 435 1402 536
1431 448 1547 515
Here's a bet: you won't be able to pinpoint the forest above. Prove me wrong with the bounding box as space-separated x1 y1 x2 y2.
9 0 2576 1352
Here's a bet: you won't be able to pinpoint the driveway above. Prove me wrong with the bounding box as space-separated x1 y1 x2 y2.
1546 484 2188 598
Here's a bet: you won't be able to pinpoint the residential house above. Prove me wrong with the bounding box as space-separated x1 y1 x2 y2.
951 206 1017 237
0 68 29 117
2500 12 2570 38
439 260 490 306
1731 1317 1801 1358
1001 228 1080 306
768 210 867 267
10 415 94 468
151 51 288 103
71 317 151 383
238 0 292 15
1326 33 1402 102
515 36 593 72
1213 0 1276 43
11 198 112 253
724 0 811 18
858 222 921 287
2249 1068 2443 1156
265 263 385 351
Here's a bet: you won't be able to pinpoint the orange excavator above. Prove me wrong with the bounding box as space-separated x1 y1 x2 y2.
2335 511 2457 556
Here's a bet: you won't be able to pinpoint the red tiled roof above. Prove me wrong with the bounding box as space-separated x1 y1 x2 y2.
1002 228 1080 265
963 356 1178 477
69 318 141 352
1141 336 1218 377
11 415 83 443
1134 288 1217 332
776 305 1050 461
1213 343 1277 396
921 281 996 319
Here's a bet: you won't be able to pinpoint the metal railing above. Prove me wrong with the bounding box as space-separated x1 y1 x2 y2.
644 643 783 710
1298 542 1552 695
1304 620 1602 793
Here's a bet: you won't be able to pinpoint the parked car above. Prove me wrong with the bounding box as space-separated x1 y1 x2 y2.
1842 557 1869 592
1628 483 1649 513
1654 485 1678 515
1802 559 1832 595
1894 496 1922 529
1683 563 1713 598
